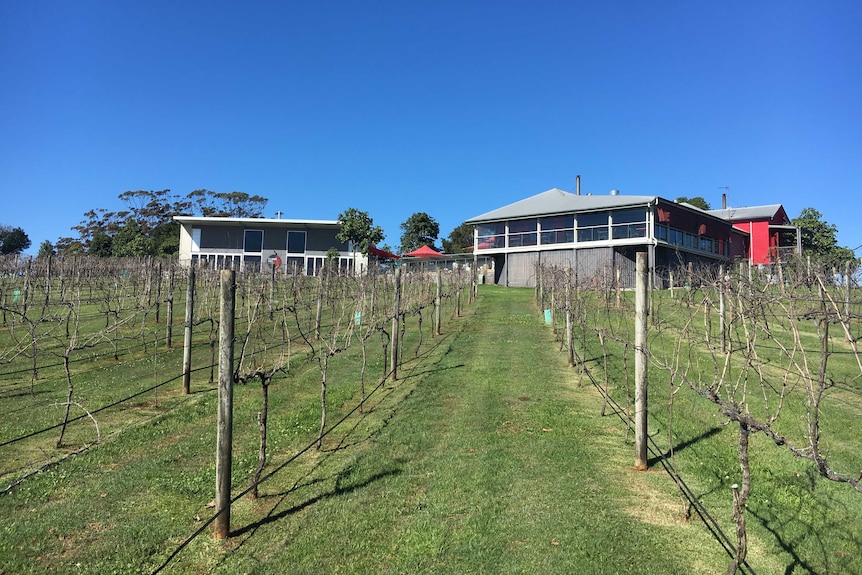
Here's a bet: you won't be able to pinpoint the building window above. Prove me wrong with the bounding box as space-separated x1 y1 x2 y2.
244 229 263 253
243 254 262 272
540 215 575 244
477 222 505 250
284 257 303 274
655 224 668 241
577 212 609 242
338 257 354 273
611 209 647 239
685 233 696 249
191 228 201 252
287 231 306 254
192 254 241 269
306 257 324 276
508 219 537 247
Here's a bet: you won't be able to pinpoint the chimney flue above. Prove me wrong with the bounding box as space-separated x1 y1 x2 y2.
576 175 581 196
722 194 726 210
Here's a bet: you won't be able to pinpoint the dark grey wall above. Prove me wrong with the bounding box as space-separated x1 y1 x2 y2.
306 228 348 252
196 224 347 253
199 226 243 250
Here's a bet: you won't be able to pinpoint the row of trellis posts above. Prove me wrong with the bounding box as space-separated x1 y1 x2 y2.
205 264 473 538
535 253 861 575
0 255 475 542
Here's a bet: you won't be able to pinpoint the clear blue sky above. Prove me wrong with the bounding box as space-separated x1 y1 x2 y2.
2 1 861 254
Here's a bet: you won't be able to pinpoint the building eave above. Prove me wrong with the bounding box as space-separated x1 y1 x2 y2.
173 216 340 227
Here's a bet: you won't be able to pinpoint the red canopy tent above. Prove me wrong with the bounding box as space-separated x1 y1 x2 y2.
368 245 400 259
403 245 444 258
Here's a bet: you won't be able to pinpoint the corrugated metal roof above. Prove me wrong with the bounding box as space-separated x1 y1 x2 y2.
465 188 658 223
173 216 339 227
707 205 784 221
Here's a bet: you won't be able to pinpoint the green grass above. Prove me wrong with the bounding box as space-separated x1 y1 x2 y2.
568 285 862 575
163 286 728 575
1 281 860 574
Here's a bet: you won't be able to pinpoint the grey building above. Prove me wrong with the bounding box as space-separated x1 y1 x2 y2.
466 188 749 288
174 216 365 274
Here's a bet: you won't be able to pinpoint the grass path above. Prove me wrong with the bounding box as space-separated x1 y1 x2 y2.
206 286 730 574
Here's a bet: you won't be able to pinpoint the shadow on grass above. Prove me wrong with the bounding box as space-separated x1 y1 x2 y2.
747 467 862 575
230 466 402 539
398 362 465 383
0 387 53 401
648 426 722 467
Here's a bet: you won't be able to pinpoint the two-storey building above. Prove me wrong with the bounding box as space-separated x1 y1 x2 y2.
465 188 759 288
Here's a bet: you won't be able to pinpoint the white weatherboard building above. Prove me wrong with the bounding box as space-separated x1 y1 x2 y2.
174 215 366 275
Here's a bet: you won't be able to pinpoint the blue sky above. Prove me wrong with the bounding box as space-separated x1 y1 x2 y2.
2 1 861 254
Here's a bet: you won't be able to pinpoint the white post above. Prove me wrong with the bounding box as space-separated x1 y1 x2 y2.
634 252 649 471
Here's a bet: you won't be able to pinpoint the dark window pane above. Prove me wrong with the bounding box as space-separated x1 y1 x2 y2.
243 254 261 272
612 209 646 224
578 212 608 227
578 227 609 242
244 230 263 253
287 231 306 254
284 257 303 273
612 224 647 239
508 219 537 233
477 222 505 236
509 232 537 247
541 215 574 231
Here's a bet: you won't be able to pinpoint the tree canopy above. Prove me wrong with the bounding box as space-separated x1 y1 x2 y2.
441 222 474 254
336 208 384 255
0 225 31 255
37 240 55 259
675 196 712 210
399 212 439 254
57 189 269 257
791 207 856 267
187 190 267 218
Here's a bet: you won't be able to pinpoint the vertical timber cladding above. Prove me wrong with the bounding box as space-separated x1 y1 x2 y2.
612 247 639 289
500 248 639 289
521 249 576 288
506 252 540 287
573 247 615 289
506 250 585 288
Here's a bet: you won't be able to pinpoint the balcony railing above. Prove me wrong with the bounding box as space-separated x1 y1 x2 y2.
768 246 800 263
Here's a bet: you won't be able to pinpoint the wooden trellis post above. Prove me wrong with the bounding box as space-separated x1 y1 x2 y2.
390 267 401 381
214 269 236 539
719 264 727 354
182 265 195 394
435 268 442 336
634 251 649 471
314 271 324 340
565 269 575 368
165 265 174 348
